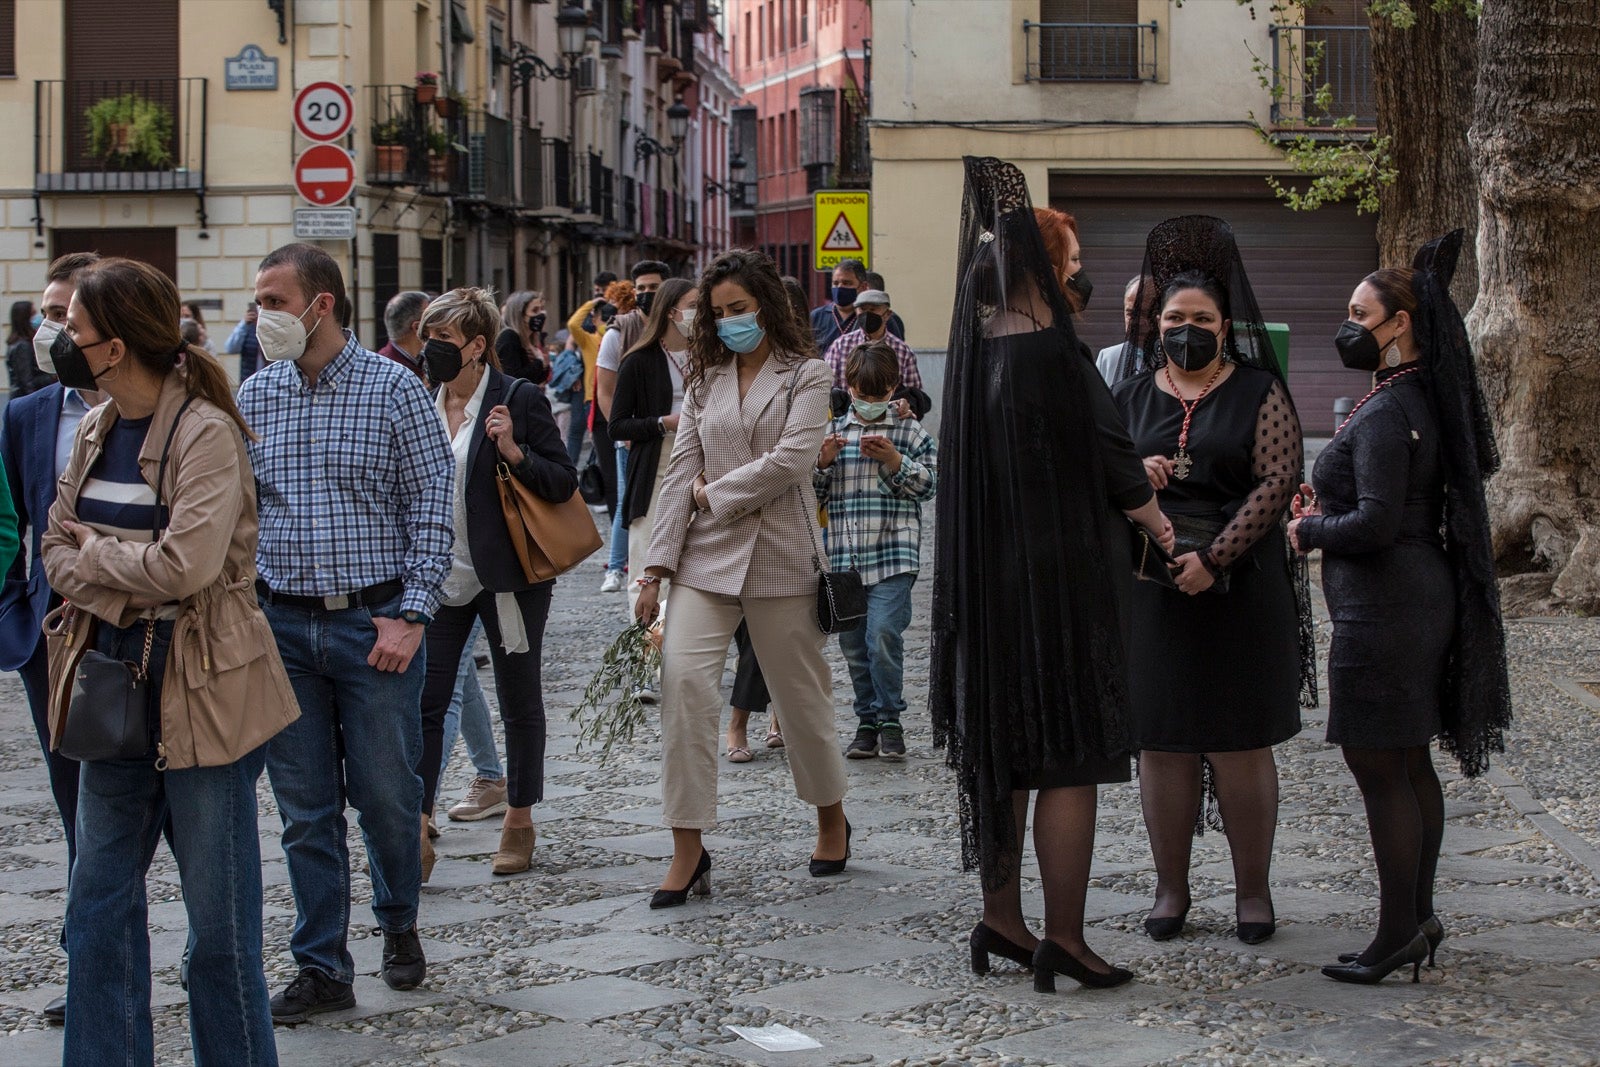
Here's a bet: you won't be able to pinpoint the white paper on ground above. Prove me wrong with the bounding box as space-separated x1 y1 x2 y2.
725 1023 824 1052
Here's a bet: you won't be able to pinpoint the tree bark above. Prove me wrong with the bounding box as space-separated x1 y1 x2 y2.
1467 0 1600 614
1369 6 1479 306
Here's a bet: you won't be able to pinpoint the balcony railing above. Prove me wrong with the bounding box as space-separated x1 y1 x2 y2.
467 111 513 203
1269 25 1376 130
520 124 545 209
1022 21 1158 83
35 77 207 192
621 175 638 232
369 84 459 193
549 138 572 209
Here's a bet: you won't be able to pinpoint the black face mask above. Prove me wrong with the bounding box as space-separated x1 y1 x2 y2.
1067 270 1093 310
858 311 885 336
1333 315 1394 372
50 331 113 392
635 290 655 316
423 338 468 383
528 311 546 334
1161 324 1221 372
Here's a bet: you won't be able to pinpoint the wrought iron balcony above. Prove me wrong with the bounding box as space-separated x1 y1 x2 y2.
1268 25 1377 130
35 77 207 192
1022 21 1158 83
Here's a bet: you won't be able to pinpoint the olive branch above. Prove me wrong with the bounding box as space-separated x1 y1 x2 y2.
569 621 662 764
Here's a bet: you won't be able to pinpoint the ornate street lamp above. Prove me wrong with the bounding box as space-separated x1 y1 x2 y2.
510 3 591 89
636 100 692 165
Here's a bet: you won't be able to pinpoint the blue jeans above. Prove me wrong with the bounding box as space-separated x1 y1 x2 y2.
66 621 277 1067
837 572 916 725
262 596 424 984
439 619 504 781
607 447 629 570
565 398 589 465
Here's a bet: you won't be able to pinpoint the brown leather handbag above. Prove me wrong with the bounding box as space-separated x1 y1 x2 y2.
495 381 603 582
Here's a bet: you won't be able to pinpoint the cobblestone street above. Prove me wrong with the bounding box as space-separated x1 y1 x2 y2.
2 534 1599 1066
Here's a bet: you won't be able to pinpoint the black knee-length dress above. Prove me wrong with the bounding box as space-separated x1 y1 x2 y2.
1113 364 1303 752
1297 367 1454 748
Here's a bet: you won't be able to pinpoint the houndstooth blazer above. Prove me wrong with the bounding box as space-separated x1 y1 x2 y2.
645 353 832 598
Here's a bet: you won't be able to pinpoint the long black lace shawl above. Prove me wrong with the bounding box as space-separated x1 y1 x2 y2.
930 157 1131 890
1412 231 1512 776
1119 214 1319 709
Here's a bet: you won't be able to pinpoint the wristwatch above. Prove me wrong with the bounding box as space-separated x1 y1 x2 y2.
399 609 431 626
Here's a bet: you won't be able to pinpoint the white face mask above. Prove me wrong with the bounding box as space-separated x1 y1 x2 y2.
256 298 327 362
33 318 64 373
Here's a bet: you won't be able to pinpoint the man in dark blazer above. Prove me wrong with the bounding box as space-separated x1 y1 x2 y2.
0 251 102 1025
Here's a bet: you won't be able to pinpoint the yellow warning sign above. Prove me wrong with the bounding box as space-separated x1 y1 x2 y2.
813 190 870 271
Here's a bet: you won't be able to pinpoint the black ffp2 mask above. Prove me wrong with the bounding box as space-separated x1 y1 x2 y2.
423 338 467 383
49 331 113 392
1161 324 1220 372
858 312 885 336
1067 271 1093 310
1333 316 1394 372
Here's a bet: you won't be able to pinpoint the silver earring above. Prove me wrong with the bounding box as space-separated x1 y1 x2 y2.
1384 344 1402 368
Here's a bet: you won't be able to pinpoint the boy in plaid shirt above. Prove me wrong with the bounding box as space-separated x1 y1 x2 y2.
813 341 938 761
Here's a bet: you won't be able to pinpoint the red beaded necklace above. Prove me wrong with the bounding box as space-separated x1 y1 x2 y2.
1162 360 1227 480
1334 366 1422 437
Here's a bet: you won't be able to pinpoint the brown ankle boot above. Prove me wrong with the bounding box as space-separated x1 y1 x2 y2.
492 825 536 875
421 814 436 883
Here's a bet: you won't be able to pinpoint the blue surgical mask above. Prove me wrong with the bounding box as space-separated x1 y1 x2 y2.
29 312 43 331
851 398 890 422
716 311 765 354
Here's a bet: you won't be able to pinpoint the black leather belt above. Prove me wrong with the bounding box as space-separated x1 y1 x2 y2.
255 579 404 612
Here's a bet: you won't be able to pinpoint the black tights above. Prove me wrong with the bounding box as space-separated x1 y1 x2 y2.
1342 744 1444 963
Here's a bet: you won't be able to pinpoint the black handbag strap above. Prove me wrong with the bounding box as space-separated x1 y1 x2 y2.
781 365 847 576
152 395 197 542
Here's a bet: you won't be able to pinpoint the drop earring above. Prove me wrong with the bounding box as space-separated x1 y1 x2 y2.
1384 342 1402 368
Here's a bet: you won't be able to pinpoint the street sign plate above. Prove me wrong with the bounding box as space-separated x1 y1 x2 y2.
293 81 354 143
293 207 358 240
813 191 870 271
293 143 356 205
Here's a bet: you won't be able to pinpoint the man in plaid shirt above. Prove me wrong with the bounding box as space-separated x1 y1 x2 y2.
821 289 923 393
238 244 454 1021
813 341 937 762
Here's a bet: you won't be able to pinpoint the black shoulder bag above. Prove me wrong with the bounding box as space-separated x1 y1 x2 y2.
785 369 867 634
59 397 194 764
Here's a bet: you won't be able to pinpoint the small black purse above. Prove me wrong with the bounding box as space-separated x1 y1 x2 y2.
786 370 867 634
57 398 191 765
1131 513 1230 594
578 447 607 506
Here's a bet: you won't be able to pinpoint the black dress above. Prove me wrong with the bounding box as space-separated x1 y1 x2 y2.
1299 368 1453 747
1114 364 1302 752
980 328 1154 787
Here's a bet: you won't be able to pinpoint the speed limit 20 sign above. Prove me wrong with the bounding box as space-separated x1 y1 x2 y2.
293 81 354 143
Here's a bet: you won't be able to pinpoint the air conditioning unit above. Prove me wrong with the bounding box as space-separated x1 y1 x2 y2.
468 132 486 196
576 57 598 93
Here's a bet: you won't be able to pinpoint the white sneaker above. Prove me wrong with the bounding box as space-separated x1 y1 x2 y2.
600 570 625 593
633 685 659 705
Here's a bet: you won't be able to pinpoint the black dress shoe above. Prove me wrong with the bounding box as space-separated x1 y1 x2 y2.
808 820 852 877
1341 915 1445 966
1322 932 1428 985
43 993 66 1026
968 922 1035 975
1032 938 1134 993
381 926 427 990
649 849 712 909
270 969 356 1024
1236 902 1276 945
1143 906 1189 941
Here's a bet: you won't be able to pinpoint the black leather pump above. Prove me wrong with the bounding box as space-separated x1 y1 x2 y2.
649 849 711 910
969 922 1035 975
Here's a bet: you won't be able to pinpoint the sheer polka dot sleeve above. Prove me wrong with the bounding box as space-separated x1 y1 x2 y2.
1207 378 1301 571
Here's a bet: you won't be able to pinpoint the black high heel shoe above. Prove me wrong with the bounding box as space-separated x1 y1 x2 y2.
649 849 711 909
1321 932 1428 985
968 922 1035 975
809 820 852 877
1143 904 1190 942
1032 939 1133 993
1340 915 1445 966
1236 901 1276 946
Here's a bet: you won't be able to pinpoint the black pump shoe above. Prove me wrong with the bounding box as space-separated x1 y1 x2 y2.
1322 932 1428 985
649 849 712 909
1143 905 1190 942
1032 939 1133 993
969 922 1035 975
1236 902 1276 945
809 820 852 877
1341 915 1445 966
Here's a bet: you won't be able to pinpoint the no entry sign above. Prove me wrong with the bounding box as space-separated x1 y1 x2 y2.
293 81 354 143
293 143 356 205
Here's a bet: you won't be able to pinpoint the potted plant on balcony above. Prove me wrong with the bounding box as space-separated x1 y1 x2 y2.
415 72 439 105
372 118 407 177
426 128 454 183
85 93 175 171
435 87 465 120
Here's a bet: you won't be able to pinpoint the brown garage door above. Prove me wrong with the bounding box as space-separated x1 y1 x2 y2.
1050 173 1378 436
53 227 178 283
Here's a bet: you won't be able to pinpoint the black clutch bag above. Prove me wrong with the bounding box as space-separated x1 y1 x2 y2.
1131 514 1230 594
578 448 607 506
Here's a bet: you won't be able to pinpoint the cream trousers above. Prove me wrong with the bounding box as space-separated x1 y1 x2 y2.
626 432 673 619
659 584 847 828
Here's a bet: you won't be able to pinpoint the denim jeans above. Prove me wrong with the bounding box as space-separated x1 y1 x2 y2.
837 572 917 725
17 638 79 871
439 618 504 781
564 398 589 465
607 447 629 571
262 595 424 984
66 621 277 1067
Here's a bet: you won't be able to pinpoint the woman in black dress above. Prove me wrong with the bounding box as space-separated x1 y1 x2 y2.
934 158 1173 992
1113 216 1316 947
1289 232 1510 984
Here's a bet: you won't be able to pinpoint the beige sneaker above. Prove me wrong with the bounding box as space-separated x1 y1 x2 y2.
448 776 509 822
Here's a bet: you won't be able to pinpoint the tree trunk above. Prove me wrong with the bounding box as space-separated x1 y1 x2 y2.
1369 6 1479 306
1467 0 1600 614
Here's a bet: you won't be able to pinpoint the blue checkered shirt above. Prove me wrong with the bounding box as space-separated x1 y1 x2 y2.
811 411 937 585
237 331 455 617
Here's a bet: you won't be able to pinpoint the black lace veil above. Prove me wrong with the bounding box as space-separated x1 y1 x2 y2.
1411 230 1511 776
930 157 1131 889
1120 215 1319 708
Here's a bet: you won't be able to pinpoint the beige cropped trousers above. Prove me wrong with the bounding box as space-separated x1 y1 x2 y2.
659 584 848 828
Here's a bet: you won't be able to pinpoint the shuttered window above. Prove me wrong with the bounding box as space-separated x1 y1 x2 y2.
371 233 401 351
53 228 178 283
1039 0 1138 22
1305 0 1369 26
64 0 178 80
0 0 17 78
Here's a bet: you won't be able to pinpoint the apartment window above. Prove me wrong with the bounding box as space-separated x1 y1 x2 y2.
743 12 751 67
800 0 808 44
0 0 16 77
758 4 766 59
766 1 775 56
789 107 799 172
1030 0 1153 82
371 233 401 350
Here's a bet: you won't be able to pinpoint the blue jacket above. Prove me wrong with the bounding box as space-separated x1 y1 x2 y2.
0 385 67 669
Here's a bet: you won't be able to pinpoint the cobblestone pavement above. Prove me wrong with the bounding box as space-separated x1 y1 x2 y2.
2 533 1600 1066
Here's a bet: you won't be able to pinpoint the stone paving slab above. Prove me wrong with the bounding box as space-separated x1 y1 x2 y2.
1432 885 1592 923
347 933 489 975
431 1022 668 1066
1258 1016 1493 1065
0 1026 63 1067
508 930 711 973
1453 922 1600 963
318 978 455 1022
746 930 943 972
1225 969 1441 1015
707 1019 951 1066
0 864 69 894
981 1018 1209 1066
270 1024 412 1065
735 973 944 1022
586 830 753 858
485 974 696 1021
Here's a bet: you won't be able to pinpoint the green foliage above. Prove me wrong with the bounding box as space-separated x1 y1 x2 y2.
373 118 405 146
569 622 662 764
84 94 175 170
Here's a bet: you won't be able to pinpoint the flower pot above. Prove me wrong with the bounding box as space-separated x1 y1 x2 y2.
428 153 450 183
414 83 438 105
434 97 460 119
376 144 406 176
